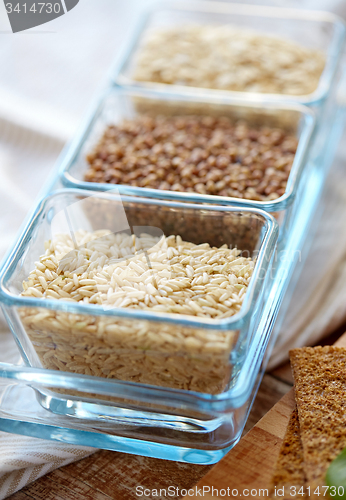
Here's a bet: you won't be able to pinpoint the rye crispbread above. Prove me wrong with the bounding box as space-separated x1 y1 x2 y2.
270 407 307 499
289 346 346 495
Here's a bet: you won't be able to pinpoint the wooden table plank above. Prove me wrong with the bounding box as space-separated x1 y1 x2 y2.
12 326 346 500
180 331 346 499
8 372 291 500
182 391 296 500
270 361 294 385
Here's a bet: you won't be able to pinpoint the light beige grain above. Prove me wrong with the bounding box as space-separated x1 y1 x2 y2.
20 230 255 393
134 24 325 96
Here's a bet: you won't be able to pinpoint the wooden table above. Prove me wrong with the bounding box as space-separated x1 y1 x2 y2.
9 324 346 500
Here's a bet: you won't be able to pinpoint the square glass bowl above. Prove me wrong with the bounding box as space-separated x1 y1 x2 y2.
60 87 315 236
114 1 345 106
0 189 278 461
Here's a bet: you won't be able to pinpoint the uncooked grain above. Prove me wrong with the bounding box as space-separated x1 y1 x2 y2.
85 115 298 201
22 230 254 317
133 24 325 96
20 230 255 393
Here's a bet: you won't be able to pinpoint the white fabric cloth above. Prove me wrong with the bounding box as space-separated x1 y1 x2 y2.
267 138 346 368
0 0 345 497
0 1 150 497
0 435 93 499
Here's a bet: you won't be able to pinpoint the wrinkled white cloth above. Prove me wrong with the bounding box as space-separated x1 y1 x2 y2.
0 435 94 499
0 0 346 497
267 137 346 368
0 1 150 497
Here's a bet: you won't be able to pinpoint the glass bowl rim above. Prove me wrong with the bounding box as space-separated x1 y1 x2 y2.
0 188 279 330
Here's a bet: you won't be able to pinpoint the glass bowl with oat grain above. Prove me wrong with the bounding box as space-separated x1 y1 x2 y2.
61 88 315 236
0 189 278 401
0 190 280 461
114 1 345 106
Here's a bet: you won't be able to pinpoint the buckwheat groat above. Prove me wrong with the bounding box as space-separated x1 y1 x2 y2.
85 115 298 202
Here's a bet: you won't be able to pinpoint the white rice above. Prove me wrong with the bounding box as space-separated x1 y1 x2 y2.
20 230 255 394
22 230 254 319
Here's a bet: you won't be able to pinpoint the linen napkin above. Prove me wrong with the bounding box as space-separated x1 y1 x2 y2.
267 137 346 368
0 110 95 500
0 0 151 494
0 434 94 499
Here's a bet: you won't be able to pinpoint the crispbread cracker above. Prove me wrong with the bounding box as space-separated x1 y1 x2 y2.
290 346 346 495
270 407 307 499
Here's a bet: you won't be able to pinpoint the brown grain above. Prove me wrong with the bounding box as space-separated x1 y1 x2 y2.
84 114 298 201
